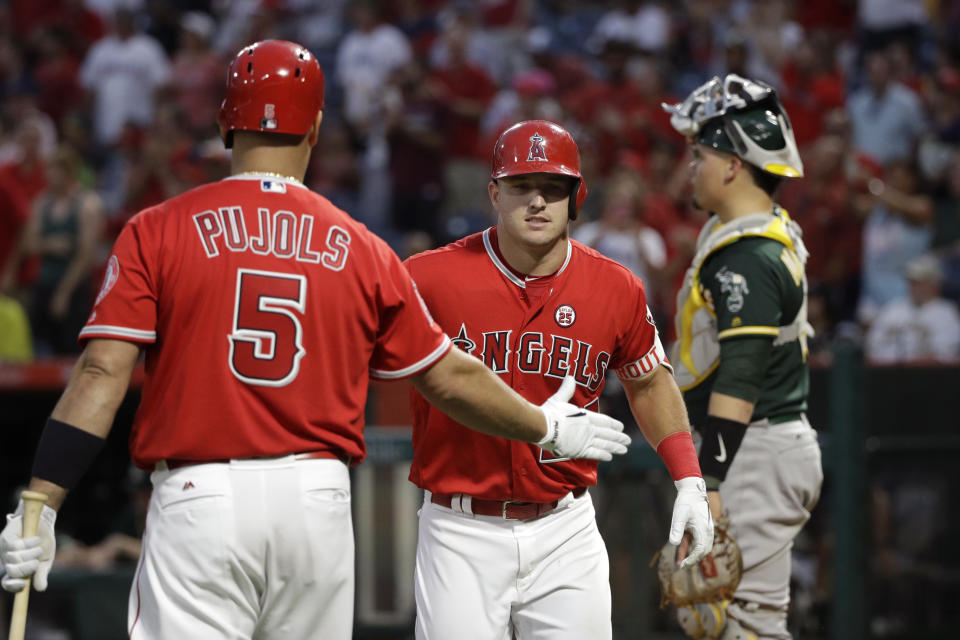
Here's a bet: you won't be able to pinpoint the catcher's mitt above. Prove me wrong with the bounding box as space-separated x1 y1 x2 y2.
653 515 742 607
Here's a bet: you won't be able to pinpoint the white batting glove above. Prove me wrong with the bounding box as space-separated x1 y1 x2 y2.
537 375 630 461
669 476 714 569
0 500 57 592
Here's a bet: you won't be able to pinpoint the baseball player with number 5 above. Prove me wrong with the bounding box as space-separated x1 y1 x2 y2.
0 43 632 640
662 75 824 639
404 120 713 639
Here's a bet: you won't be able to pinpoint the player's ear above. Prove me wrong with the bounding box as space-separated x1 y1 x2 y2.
487 179 500 208
307 111 324 147
724 155 742 184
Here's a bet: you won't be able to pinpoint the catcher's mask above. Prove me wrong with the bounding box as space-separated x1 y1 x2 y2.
662 74 803 179
491 120 588 220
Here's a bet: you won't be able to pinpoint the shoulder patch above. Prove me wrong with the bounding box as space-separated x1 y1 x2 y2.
715 266 749 313
95 255 120 306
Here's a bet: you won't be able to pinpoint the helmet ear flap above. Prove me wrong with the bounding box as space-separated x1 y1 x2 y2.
569 179 587 220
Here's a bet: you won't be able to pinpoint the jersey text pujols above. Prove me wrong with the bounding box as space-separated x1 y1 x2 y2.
193 206 351 270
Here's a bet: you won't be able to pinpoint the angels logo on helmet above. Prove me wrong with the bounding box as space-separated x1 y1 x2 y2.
527 133 548 162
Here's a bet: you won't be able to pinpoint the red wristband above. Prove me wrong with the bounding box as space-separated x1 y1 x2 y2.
655 431 702 481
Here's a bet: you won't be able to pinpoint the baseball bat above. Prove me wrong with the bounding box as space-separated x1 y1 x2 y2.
8 491 49 640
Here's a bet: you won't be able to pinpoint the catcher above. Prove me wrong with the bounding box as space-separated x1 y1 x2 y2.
657 75 824 640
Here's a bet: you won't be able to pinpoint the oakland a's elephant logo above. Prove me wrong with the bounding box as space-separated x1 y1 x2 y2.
527 133 548 162
715 267 749 313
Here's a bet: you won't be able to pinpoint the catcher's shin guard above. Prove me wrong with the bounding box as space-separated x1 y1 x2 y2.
718 616 758 640
677 601 729 639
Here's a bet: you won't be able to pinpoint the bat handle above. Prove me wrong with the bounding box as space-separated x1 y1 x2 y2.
8 491 49 640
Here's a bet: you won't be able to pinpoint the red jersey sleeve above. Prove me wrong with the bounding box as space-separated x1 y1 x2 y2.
369 245 450 379
80 212 158 344
611 273 671 381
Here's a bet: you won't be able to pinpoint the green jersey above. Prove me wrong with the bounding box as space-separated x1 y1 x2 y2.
682 235 809 427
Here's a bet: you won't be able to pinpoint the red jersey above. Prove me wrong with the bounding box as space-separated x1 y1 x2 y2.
405 228 669 502
81 174 450 469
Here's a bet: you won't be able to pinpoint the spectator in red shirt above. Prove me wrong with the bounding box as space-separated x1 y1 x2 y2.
385 62 449 239
0 168 30 290
0 120 48 205
779 30 846 147
430 23 496 161
29 27 84 128
565 39 644 177
430 21 496 217
778 115 868 324
120 105 206 227
169 12 224 137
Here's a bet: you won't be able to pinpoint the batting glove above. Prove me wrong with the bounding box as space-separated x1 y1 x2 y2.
669 476 714 569
0 500 57 593
537 375 630 461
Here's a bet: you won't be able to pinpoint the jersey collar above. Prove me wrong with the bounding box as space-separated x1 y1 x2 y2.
223 173 308 190
482 227 572 289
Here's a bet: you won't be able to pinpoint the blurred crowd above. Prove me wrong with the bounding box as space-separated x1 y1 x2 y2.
1 0 960 366
1 3 959 637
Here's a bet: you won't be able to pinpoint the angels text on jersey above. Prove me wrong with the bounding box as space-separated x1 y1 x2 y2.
450 323 665 391
193 206 351 271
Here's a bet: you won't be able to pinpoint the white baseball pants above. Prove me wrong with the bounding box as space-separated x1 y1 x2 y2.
128 456 354 640
414 489 611 640
721 415 823 640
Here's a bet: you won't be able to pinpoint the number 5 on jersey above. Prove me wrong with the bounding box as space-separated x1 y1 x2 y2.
229 268 306 386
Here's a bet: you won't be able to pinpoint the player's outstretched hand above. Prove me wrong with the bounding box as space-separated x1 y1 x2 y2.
537 375 630 461
669 477 714 568
0 501 57 592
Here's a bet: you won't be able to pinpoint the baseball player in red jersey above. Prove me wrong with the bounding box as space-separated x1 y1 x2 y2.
0 45 631 640
404 120 714 639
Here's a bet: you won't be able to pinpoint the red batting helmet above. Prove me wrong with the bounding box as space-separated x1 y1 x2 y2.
491 120 588 219
218 40 325 148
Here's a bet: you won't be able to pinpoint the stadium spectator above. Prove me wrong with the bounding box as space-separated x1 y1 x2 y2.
932 153 960 250
0 91 58 165
336 2 412 135
79 8 170 148
866 254 960 363
858 159 934 323
28 27 85 128
0 168 30 290
430 19 497 217
847 49 926 166
482 68 562 142
573 170 666 300
778 118 865 324
119 104 206 225
5 146 104 355
384 62 448 239
169 11 223 137
779 30 847 146
0 119 50 226
857 0 929 57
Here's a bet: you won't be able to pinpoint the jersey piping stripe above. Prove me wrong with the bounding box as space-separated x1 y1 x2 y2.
79 325 157 341
370 335 452 379
482 227 572 289
717 326 780 340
